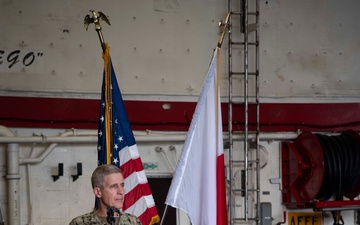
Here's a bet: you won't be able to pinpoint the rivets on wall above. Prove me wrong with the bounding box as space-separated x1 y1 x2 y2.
19 41 26 47
186 85 195 93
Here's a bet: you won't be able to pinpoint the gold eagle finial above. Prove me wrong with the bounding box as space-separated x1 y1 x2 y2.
84 10 111 31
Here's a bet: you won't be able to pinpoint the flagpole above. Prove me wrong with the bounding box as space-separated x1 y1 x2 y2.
159 205 169 225
84 10 114 164
85 11 160 224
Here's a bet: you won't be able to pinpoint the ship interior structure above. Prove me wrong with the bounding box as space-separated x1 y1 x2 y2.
1 0 360 225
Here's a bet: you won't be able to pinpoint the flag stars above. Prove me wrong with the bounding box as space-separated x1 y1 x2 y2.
99 130 103 137
97 145 101 151
113 158 119 164
118 136 123 142
114 144 119 150
100 116 104 122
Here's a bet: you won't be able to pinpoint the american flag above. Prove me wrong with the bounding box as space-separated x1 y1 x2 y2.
97 44 160 225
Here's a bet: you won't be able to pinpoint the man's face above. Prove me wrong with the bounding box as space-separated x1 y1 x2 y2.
95 173 125 209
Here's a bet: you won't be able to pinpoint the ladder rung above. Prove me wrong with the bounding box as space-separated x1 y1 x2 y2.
231 11 258 16
231 41 258 46
231 159 258 164
234 188 259 192
230 100 259 104
238 130 259 135
230 162 259 167
230 72 258 76
233 217 259 222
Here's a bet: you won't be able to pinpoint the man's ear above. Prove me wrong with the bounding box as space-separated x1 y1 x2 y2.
93 187 101 198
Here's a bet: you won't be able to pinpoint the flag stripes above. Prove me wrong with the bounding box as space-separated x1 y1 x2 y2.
119 158 144 178
123 184 153 207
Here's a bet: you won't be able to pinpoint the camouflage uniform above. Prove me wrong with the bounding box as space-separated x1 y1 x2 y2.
69 210 142 225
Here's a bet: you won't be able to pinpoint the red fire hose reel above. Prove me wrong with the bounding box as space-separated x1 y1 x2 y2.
281 130 360 210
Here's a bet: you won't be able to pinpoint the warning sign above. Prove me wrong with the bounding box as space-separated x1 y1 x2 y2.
288 212 322 225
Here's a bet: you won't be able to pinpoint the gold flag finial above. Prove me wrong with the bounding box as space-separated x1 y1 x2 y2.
217 12 231 48
84 10 111 31
84 10 111 52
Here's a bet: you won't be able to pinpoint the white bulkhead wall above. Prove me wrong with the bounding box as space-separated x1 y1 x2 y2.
0 1 360 225
0 0 359 100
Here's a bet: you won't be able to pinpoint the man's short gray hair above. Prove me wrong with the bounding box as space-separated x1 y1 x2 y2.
91 164 123 189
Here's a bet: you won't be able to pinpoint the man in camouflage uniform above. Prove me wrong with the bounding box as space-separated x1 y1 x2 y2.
69 165 142 225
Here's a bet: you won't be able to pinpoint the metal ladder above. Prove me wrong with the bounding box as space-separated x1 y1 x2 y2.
227 0 260 224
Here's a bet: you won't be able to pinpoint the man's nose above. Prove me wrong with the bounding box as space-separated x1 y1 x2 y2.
117 186 124 194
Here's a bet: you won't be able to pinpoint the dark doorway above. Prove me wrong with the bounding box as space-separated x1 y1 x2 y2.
148 178 177 225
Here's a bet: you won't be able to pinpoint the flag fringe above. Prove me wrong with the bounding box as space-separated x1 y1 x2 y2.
149 215 160 225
